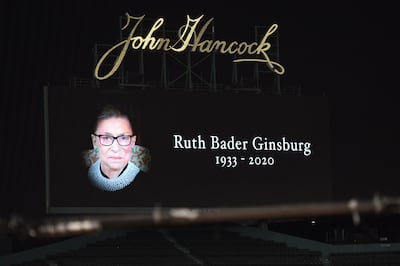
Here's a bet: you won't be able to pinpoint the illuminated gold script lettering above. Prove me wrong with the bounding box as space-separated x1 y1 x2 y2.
94 14 285 80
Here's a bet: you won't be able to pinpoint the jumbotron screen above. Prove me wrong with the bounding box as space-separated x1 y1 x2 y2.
44 86 332 214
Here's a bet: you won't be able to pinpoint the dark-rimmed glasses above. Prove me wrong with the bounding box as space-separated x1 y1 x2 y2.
93 134 133 146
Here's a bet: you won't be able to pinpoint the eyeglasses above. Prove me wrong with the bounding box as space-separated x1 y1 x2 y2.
93 134 133 146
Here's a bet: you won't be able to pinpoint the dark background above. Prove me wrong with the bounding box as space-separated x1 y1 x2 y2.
1 1 399 220
46 89 332 211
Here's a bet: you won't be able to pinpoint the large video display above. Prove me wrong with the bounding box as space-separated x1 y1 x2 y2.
45 87 332 213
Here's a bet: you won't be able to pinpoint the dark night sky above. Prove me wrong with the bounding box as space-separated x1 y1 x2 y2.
1 1 399 217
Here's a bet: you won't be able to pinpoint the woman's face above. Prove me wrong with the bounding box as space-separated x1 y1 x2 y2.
93 117 136 176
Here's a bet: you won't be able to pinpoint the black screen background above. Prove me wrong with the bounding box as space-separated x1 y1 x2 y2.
45 87 332 213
